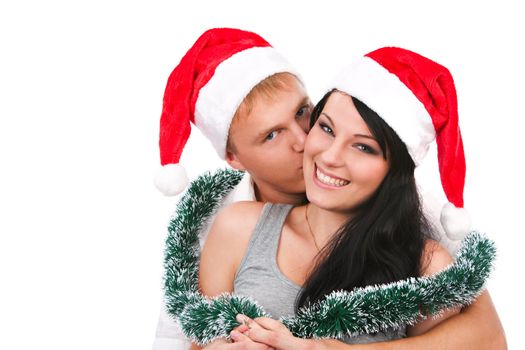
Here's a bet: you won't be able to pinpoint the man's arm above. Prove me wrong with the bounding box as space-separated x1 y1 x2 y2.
350 291 506 350
406 241 460 336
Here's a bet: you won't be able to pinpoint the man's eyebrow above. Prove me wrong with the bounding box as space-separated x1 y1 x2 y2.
297 96 311 108
255 97 312 140
255 124 280 140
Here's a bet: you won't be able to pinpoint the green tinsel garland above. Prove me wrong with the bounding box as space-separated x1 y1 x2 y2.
164 168 496 345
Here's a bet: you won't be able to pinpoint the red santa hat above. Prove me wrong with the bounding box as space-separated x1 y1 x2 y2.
155 28 301 196
330 47 470 240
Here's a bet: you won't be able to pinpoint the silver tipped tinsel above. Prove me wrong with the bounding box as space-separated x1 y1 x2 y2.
163 168 496 345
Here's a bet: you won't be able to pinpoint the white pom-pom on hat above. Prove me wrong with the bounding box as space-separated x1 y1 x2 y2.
440 202 471 241
154 164 189 197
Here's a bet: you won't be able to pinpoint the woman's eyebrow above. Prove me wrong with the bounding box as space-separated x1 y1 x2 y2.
354 133 377 141
320 112 334 125
321 112 376 140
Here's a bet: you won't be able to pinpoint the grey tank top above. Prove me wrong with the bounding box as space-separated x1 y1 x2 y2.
234 203 406 344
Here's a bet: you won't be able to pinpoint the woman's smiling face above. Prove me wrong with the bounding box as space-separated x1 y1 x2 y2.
303 91 390 214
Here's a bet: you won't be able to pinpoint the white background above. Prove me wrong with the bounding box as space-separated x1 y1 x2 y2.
0 1 522 349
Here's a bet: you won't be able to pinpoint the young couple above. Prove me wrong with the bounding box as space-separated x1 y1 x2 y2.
153 28 505 349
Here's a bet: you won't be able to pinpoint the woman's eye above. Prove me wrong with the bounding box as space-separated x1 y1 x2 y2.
319 122 333 135
355 144 375 154
265 130 278 141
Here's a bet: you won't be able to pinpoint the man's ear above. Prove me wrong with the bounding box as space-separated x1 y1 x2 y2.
225 150 246 171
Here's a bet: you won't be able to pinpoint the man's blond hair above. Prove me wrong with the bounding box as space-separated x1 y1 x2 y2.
227 72 300 153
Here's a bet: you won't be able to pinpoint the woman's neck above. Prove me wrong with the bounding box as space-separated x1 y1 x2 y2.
305 204 350 249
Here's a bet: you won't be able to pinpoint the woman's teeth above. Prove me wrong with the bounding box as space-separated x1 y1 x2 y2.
316 168 349 187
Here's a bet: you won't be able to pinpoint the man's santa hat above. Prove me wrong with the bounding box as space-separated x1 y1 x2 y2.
330 47 470 240
155 28 300 196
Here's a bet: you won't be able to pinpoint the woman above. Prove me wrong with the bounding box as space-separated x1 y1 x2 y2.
194 47 488 348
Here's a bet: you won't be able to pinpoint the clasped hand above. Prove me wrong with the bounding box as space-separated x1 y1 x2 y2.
207 314 337 350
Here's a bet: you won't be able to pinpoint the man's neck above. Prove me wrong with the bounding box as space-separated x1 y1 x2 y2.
254 184 306 205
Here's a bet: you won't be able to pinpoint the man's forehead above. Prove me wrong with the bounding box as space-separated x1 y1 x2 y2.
230 88 310 137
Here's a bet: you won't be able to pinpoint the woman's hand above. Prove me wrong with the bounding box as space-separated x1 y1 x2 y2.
200 337 273 350
233 314 316 350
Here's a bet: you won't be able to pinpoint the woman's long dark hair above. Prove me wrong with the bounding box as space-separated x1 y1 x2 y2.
297 90 434 309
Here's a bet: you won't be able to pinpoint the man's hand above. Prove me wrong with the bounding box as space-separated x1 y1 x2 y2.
233 314 315 350
197 337 272 350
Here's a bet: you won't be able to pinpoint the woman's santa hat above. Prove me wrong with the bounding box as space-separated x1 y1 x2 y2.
330 47 470 240
155 28 300 196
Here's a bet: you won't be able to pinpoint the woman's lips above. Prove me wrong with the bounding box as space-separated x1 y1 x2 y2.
314 164 350 187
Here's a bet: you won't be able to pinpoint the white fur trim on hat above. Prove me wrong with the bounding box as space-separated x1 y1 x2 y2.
195 46 301 159
440 202 471 241
154 164 189 196
331 56 436 166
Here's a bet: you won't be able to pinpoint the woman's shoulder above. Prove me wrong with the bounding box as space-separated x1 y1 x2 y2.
219 200 266 215
215 200 265 225
420 239 454 277
208 201 266 242
199 201 267 297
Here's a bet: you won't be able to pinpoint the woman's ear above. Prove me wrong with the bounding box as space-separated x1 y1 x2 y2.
225 150 246 171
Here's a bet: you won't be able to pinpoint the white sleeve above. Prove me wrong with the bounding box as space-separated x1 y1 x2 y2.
151 299 191 350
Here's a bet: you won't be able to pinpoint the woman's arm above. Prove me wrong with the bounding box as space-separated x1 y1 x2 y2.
193 201 266 349
199 201 264 296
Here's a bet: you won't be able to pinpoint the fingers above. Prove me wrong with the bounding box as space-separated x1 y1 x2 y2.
217 342 269 350
233 324 250 334
236 314 263 331
243 327 280 349
230 330 251 342
236 314 286 331
249 329 311 350
229 330 275 350
235 315 300 350
252 317 290 334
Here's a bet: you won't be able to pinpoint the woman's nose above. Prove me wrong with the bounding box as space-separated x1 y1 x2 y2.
320 140 345 167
